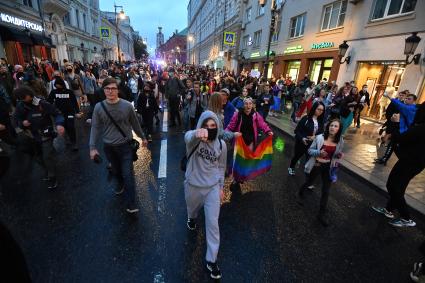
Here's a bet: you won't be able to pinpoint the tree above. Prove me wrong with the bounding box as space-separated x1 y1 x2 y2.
133 35 149 60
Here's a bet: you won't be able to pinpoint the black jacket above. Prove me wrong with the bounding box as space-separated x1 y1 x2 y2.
358 90 370 107
136 92 158 115
294 115 324 142
14 100 64 142
48 88 79 115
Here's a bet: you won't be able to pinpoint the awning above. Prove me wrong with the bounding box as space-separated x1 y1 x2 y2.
0 25 32 45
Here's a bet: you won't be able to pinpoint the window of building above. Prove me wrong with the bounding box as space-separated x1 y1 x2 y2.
246 7 252 22
253 30 262 47
321 0 347 31
371 0 417 20
63 13 70 26
289 13 306 39
83 14 87 32
75 9 80 29
258 2 265 16
243 35 250 48
23 0 33 8
272 32 279 42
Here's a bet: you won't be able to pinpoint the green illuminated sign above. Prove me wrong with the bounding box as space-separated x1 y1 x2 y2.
250 52 261 58
283 45 303 54
311 42 334 50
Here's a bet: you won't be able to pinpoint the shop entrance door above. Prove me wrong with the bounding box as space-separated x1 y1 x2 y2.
355 62 405 119
309 58 333 84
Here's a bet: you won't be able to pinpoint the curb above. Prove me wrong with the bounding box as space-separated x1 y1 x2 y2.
268 118 425 217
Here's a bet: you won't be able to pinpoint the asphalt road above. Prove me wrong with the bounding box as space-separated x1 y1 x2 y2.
1 111 425 283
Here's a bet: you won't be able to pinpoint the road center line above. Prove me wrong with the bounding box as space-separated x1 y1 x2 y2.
158 139 167 179
162 109 168 133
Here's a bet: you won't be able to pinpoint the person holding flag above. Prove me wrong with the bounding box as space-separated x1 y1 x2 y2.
226 97 273 189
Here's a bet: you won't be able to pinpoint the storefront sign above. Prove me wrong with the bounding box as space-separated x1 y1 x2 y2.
284 45 303 54
0 12 43 32
311 42 334 50
250 52 261 58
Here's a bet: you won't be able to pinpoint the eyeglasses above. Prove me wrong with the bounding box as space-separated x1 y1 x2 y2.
316 108 324 112
104 87 118 92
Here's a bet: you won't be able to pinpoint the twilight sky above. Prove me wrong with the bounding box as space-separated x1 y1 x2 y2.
99 0 189 53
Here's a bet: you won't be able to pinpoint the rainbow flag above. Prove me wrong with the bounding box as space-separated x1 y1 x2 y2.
233 135 273 182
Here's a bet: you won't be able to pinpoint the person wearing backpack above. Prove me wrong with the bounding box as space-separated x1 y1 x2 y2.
184 110 226 280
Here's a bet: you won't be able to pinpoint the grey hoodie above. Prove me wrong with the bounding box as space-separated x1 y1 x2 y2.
184 111 227 189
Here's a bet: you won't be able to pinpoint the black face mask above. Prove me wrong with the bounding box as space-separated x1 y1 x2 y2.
207 128 218 141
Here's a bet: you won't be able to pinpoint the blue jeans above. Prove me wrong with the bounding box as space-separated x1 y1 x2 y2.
104 142 136 209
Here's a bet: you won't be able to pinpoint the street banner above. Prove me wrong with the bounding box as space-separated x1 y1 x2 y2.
223 31 236 46
100 27 111 39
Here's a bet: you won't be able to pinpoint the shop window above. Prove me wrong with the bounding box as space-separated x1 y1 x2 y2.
286 60 301 81
309 59 333 84
324 59 333 68
253 30 262 47
321 0 347 31
267 62 274 79
289 14 306 39
371 0 417 20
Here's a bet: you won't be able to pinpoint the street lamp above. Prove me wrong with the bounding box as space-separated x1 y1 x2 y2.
404 32 422 65
176 46 181 63
260 0 280 79
114 4 125 63
338 40 351 64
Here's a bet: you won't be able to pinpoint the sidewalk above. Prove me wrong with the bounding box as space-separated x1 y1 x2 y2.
267 112 425 215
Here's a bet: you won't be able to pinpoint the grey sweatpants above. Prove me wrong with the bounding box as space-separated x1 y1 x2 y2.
184 181 221 263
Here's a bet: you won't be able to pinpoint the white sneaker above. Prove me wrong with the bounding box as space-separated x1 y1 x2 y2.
288 168 295 176
307 185 315 190
86 119 92 124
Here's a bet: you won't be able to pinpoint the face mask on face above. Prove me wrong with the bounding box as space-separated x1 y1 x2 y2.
207 128 218 141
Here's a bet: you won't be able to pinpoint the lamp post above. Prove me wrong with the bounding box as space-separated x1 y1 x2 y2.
260 0 278 80
404 32 422 65
114 4 125 63
176 46 181 64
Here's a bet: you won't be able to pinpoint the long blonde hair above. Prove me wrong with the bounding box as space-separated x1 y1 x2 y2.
208 92 223 115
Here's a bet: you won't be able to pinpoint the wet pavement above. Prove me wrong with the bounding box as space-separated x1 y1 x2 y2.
1 112 425 282
268 111 425 215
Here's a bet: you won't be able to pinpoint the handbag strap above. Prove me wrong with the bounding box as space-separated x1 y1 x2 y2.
100 101 127 139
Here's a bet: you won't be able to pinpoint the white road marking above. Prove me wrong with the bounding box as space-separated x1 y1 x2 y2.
153 270 165 283
158 139 167 179
162 109 168 132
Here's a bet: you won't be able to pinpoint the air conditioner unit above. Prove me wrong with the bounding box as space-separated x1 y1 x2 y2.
241 23 246 30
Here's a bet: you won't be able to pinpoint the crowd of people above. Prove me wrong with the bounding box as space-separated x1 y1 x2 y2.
0 57 424 280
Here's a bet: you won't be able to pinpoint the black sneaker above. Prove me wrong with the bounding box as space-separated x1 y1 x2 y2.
187 218 197 231
206 261 222 279
47 178 58 189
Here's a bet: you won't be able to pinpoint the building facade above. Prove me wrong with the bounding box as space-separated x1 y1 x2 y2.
157 29 188 64
237 0 424 116
0 0 54 65
187 0 243 70
0 0 137 68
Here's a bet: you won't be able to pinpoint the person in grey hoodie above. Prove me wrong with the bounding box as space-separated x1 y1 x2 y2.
184 110 227 280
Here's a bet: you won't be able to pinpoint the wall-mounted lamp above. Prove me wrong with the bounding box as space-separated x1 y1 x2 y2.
404 32 422 65
338 40 351 64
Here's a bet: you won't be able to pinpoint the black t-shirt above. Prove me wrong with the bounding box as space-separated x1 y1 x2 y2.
240 111 255 146
48 88 79 115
